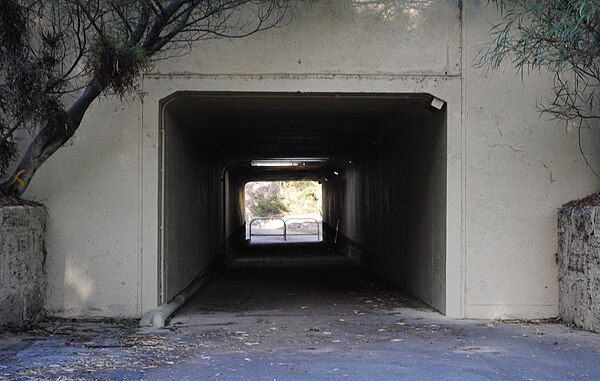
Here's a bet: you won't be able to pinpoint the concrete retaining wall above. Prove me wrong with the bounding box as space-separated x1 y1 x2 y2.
558 207 600 333
0 205 46 327
20 0 600 319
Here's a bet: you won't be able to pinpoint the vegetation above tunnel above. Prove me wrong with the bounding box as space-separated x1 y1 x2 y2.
0 0 307 198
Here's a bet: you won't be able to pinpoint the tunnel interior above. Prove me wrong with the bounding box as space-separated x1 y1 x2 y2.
159 92 447 313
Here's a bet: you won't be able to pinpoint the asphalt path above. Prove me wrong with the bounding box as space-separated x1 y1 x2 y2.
1 243 599 380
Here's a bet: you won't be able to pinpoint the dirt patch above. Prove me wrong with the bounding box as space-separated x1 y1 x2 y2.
0 319 197 381
495 317 562 325
563 192 600 208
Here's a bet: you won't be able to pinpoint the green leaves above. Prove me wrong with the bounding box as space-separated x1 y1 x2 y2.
250 192 290 217
86 34 149 99
246 181 321 218
0 0 28 57
478 0 600 121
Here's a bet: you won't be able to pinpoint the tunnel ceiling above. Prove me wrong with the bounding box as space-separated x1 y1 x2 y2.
166 92 435 181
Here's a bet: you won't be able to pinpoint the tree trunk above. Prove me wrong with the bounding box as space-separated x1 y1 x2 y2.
0 79 104 197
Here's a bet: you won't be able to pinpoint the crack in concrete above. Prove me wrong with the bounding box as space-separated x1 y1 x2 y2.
487 142 528 154
537 160 555 183
487 142 555 183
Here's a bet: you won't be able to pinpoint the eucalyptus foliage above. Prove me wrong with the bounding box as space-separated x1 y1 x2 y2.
0 0 299 197
477 0 600 121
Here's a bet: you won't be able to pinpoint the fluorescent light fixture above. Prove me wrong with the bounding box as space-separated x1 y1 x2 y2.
251 158 328 167
251 161 299 167
333 171 339 176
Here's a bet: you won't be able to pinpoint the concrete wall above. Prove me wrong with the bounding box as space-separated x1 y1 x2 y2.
558 207 600 332
19 0 600 318
161 109 246 303
462 4 600 318
25 98 142 317
323 108 446 313
0 205 46 326
162 110 222 302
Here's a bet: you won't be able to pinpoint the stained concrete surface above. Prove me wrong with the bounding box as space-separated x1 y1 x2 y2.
1 243 600 380
558 207 600 333
0 205 46 327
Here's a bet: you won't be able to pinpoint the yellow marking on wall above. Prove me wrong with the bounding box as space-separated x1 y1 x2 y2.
10 169 27 187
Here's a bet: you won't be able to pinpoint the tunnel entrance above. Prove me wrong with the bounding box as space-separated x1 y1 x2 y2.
159 92 447 313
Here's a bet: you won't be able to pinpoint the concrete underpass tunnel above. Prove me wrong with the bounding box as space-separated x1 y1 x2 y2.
159 92 447 314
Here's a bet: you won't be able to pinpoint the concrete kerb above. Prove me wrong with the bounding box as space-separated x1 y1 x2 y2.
140 250 236 328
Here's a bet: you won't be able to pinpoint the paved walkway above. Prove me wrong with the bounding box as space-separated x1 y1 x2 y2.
1 244 600 380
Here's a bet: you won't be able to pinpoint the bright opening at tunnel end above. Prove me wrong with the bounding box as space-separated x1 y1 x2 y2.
245 180 323 244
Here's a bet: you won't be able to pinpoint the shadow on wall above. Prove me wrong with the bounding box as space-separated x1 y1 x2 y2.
352 0 437 28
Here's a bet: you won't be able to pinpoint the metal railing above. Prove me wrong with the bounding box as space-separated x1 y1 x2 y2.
285 218 321 238
249 217 321 241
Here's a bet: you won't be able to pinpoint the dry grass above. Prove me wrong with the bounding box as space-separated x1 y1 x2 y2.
0 196 42 207
563 192 600 208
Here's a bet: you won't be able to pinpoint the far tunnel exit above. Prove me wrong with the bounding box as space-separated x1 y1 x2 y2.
245 180 323 244
158 92 448 314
